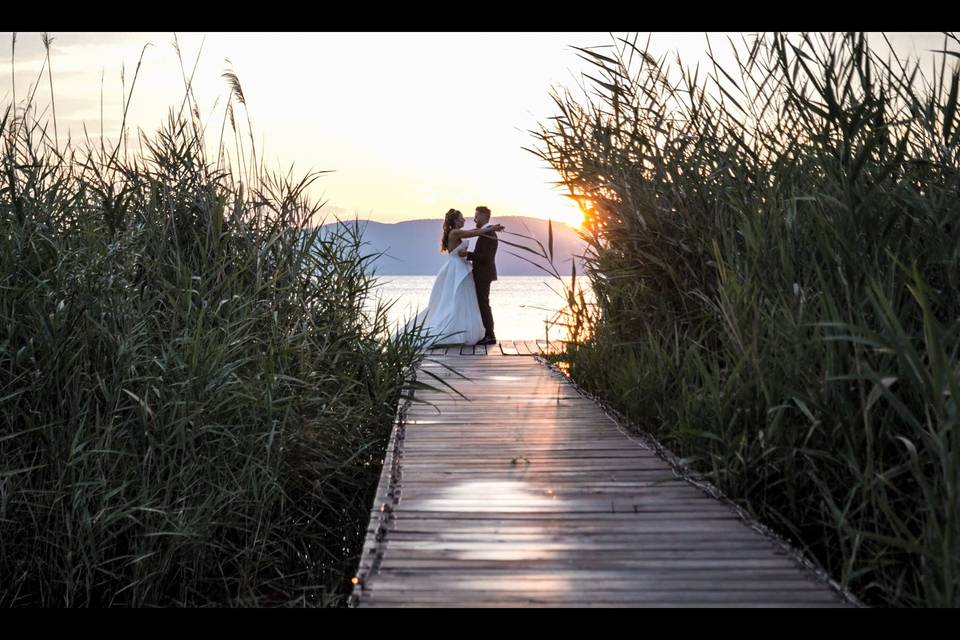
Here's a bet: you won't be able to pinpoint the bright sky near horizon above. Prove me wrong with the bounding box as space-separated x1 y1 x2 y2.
0 32 948 228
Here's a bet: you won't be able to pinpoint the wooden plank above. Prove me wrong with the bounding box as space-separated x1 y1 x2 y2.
379 507 743 520
390 470 688 479
361 590 842 604
371 567 811 578
397 440 650 448
387 448 657 457
405 405 590 410
396 448 655 464
399 448 661 457
405 398 594 403
380 507 749 519
379 543 790 557
366 557 801 570
381 536 768 547
499 341 520 356
399 441 649 449
368 576 829 591
403 413 612 420
357 601 848 608
392 461 679 470
359 559 809 572
376 519 745 532
358 601 848 608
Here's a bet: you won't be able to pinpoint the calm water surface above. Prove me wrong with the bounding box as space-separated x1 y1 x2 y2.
369 275 588 341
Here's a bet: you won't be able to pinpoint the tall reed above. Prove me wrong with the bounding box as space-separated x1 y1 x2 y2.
532 32 960 607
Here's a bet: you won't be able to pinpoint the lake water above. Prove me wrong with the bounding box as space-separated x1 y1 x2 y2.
368 275 586 341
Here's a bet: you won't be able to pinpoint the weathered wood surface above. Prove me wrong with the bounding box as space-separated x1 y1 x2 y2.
351 353 850 608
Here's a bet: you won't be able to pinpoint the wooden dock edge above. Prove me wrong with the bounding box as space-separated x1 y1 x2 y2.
348 377 413 607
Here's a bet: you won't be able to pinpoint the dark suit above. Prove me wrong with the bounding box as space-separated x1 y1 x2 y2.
466 227 497 340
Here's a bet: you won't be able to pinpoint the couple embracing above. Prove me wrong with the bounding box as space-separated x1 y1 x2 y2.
410 206 502 346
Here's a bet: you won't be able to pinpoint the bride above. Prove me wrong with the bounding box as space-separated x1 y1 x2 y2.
408 208 504 346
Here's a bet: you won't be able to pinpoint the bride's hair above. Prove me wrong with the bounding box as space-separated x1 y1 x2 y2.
440 208 462 253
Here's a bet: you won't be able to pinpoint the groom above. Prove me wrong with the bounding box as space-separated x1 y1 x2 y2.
459 205 498 345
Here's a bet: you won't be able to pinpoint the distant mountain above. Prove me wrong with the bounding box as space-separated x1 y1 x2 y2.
320 216 586 276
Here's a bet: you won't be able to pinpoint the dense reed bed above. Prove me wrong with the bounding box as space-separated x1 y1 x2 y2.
0 39 426 606
533 32 960 607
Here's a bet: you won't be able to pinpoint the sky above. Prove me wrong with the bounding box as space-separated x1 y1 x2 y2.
0 32 950 228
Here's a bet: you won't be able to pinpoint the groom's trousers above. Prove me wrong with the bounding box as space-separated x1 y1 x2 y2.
467 229 498 340
474 275 495 339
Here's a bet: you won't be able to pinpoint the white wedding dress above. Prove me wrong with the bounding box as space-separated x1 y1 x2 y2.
407 239 486 346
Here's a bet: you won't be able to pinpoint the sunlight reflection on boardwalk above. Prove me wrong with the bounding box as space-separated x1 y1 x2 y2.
351 352 852 607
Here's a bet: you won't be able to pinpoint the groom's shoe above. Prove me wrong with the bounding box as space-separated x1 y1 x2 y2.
478 336 497 346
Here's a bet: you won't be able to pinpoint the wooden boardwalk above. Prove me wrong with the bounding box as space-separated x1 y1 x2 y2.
350 350 852 608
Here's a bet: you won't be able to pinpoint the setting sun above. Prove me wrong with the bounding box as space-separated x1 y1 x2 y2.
535 193 584 229
557 196 586 229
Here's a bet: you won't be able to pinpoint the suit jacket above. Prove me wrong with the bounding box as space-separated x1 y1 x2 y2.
466 227 498 282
